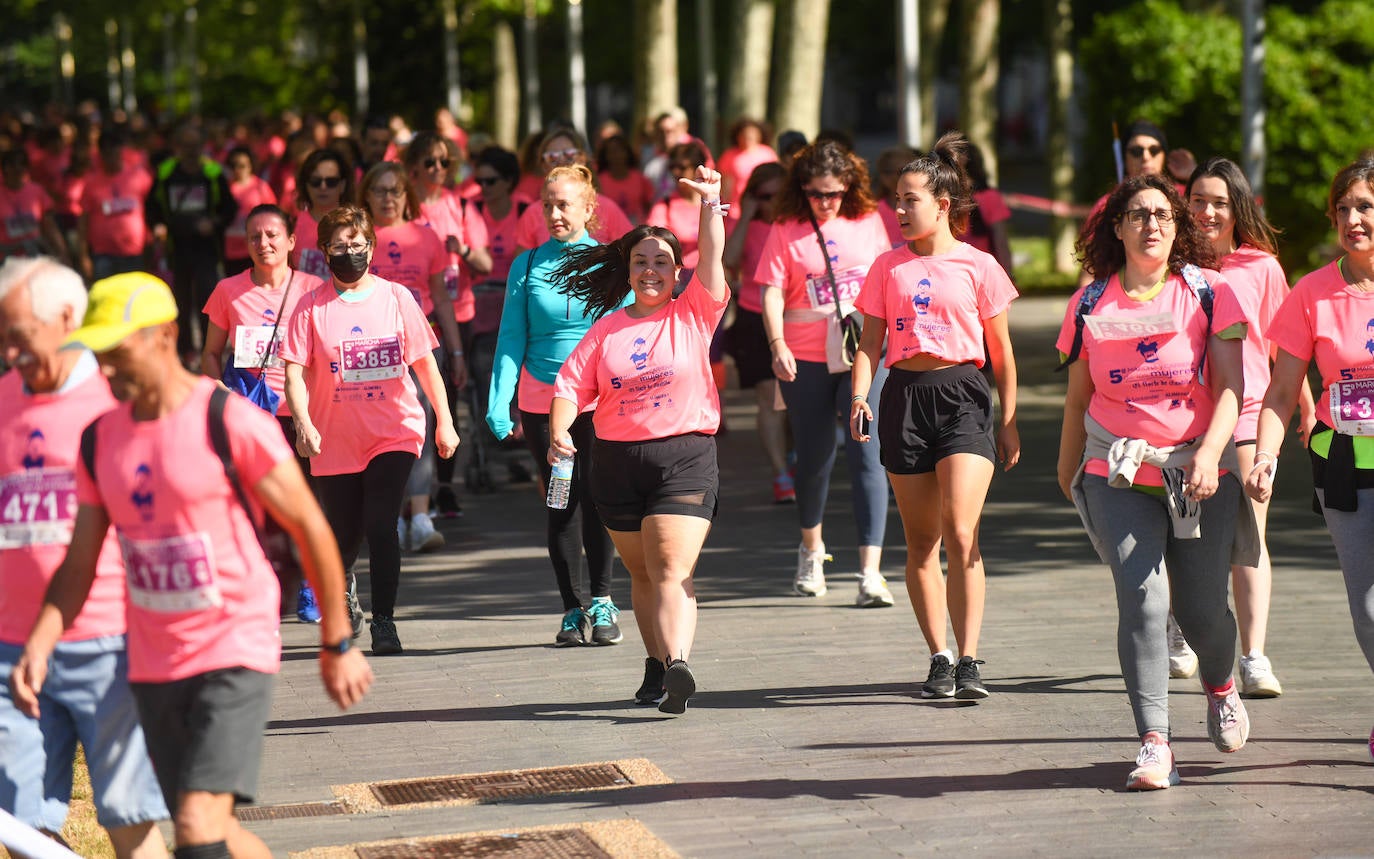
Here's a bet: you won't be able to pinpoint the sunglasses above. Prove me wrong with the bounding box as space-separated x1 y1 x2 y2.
1126 144 1163 158
307 176 343 189
474 176 503 187
424 157 451 169
805 189 845 201
542 147 582 163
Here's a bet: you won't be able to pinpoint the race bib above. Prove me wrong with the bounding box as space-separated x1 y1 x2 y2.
4 214 38 241
1084 312 1180 341
233 325 282 369
1330 378 1374 436
0 468 77 549
121 532 222 613
805 265 866 311
101 196 138 216
444 265 461 302
340 335 404 382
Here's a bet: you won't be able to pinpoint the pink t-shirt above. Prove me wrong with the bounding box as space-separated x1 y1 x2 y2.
648 197 701 268
279 277 438 476
516 196 634 250
1055 270 1245 485
733 219 772 314
202 269 325 415
0 182 53 247
75 378 291 683
963 189 1013 255
597 170 656 223
1220 245 1289 441
1266 259 1374 425
369 220 447 318
556 277 729 441
291 209 331 282
718 144 779 221
0 365 125 644
856 241 1018 368
80 165 152 257
418 190 490 324
753 212 892 364
223 176 277 260
479 201 526 284
877 199 904 248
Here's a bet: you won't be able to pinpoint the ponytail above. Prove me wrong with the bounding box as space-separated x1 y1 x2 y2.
899 131 975 236
550 224 683 320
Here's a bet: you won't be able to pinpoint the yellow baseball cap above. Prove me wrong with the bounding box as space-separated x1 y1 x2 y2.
65 272 179 353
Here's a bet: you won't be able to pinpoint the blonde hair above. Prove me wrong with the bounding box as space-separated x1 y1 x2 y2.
543 165 600 235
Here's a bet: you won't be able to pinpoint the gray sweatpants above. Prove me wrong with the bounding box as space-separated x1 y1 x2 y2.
1317 488 1374 673
1082 473 1239 739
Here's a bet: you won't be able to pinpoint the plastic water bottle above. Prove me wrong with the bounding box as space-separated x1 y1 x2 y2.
546 453 573 509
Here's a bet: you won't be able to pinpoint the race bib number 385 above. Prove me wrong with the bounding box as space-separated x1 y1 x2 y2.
121 532 222 613
0 469 77 549
339 335 404 383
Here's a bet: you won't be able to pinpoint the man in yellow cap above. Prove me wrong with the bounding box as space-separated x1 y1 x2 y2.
0 258 169 857
10 271 373 858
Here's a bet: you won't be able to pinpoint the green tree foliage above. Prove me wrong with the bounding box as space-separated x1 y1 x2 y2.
1080 0 1374 272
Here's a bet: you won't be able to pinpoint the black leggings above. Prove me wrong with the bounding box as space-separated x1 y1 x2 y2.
313 450 415 618
520 411 614 610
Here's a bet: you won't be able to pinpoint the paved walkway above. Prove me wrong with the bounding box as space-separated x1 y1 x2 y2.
248 296 1374 857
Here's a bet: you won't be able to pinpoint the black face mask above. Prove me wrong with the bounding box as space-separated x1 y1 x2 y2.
328 251 369 284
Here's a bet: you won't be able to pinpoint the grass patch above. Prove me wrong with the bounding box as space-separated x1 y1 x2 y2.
60 747 115 859
1010 236 1079 294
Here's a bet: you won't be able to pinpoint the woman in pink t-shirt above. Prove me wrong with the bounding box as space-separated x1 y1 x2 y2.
756 141 892 607
717 118 778 226
282 204 458 657
223 147 277 276
873 146 919 249
1247 158 1374 758
850 133 1020 703
1058 173 1251 791
1186 157 1316 699
548 167 729 716
514 126 635 253
291 149 356 283
648 141 710 271
595 134 655 224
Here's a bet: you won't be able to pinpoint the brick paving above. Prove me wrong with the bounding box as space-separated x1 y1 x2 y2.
242 296 1374 857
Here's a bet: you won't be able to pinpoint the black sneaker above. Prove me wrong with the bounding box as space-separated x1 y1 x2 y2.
921 654 956 699
635 657 666 705
369 616 403 656
435 485 463 518
954 656 989 700
658 659 696 715
345 574 365 640
554 607 589 646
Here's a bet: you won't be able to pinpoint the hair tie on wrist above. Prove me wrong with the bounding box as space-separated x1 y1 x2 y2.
702 198 730 217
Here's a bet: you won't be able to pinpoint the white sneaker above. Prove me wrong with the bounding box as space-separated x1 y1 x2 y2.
855 571 894 607
1126 732 1179 790
1239 653 1283 698
407 513 444 553
1167 614 1198 678
793 544 830 596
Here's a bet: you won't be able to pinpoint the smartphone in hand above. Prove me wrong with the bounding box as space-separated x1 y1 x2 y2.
857 412 870 437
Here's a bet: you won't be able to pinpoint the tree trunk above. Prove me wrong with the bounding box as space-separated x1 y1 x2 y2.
896 0 920 147
725 0 774 125
568 0 587 136
522 0 543 134
442 0 462 117
919 0 951 147
633 0 678 141
696 0 718 152
105 19 122 115
771 0 830 140
492 17 520 149
352 0 370 118
958 0 999 184
1046 0 1076 273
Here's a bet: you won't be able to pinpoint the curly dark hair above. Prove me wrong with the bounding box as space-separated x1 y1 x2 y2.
773 141 877 223
1075 173 1217 280
550 224 683 320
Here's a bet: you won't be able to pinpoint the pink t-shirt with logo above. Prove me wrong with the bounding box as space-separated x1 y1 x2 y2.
733 219 772 314
1055 270 1244 485
203 269 325 415
753 212 891 364
75 378 291 683
0 366 125 644
418 190 490 324
223 176 277 261
1220 245 1289 441
280 277 438 476
370 220 447 318
80 165 153 257
291 209 331 282
597 171 656 223
516 196 634 250
648 197 701 268
479 202 525 284
0 182 53 247
1266 259 1374 424
719 145 778 222
556 277 729 441
856 241 1018 368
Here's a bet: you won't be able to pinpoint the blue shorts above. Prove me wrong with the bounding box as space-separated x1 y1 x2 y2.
0 636 168 831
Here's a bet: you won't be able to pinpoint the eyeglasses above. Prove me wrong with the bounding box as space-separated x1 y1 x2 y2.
474 176 503 187
327 242 370 255
1126 144 1163 159
368 186 405 199
542 148 581 164
1122 207 1175 227
805 189 845 201
423 157 451 170
307 176 342 189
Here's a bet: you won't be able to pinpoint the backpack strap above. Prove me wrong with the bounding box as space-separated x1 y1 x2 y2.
1180 263 1215 377
1056 278 1110 371
79 419 99 483
208 387 258 529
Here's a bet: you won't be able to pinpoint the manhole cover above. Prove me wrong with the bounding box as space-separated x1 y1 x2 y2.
370 763 630 806
235 801 346 821
355 829 611 859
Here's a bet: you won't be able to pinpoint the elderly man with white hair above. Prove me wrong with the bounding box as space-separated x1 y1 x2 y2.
0 257 169 857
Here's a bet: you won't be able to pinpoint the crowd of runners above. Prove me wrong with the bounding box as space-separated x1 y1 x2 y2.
3 100 1374 856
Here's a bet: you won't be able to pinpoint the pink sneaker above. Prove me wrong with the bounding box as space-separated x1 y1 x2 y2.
1126 732 1179 791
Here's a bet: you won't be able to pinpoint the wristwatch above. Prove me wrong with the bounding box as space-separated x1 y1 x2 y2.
320 638 352 654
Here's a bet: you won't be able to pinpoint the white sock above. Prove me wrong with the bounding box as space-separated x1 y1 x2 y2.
933 649 954 663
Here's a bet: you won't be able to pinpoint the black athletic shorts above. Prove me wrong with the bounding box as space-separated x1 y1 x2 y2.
591 433 719 531
878 363 995 474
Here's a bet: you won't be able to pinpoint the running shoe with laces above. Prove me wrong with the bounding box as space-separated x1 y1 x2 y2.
793 544 830 596
555 607 589 646
296 581 321 624
855 570 894 607
954 656 989 699
1239 653 1283 698
345 574 365 639
1207 683 1250 752
1167 614 1199 678
1126 732 1179 790
772 473 796 504
407 513 444 553
921 654 956 698
636 657 666 705
587 597 623 645
369 615 403 656
658 659 696 715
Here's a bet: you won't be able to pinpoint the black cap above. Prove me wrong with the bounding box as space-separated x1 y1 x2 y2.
1121 120 1168 152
